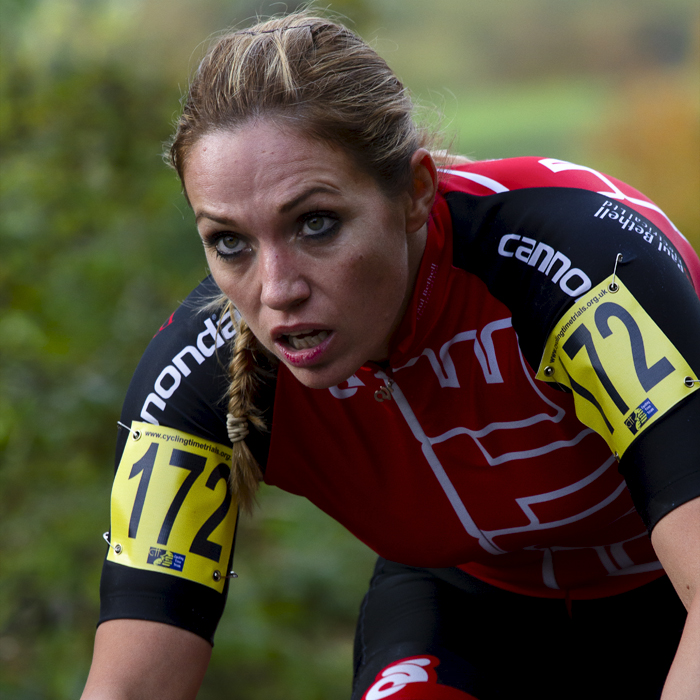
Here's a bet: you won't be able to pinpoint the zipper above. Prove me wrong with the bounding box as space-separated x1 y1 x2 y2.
374 376 395 402
362 361 395 402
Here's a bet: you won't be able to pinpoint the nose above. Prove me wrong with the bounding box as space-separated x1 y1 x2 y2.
258 246 311 311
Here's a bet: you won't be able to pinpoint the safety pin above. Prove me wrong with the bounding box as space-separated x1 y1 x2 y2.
213 570 239 582
117 421 141 440
103 532 122 554
609 254 623 293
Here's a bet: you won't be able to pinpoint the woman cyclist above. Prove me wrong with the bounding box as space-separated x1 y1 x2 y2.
82 11 700 699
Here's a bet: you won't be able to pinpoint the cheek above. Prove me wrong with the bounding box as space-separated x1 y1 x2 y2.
344 250 407 320
208 268 252 320
209 267 235 302
335 248 408 364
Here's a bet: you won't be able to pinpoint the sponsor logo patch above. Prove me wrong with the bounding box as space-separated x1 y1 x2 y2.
497 233 592 297
147 547 186 572
624 399 658 435
140 310 236 425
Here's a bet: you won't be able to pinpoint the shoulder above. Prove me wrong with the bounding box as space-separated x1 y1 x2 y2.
118 276 234 445
439 157 700 285
116 276 275 474
433 157 700 370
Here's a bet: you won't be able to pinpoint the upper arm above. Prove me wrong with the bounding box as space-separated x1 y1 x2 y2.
82 619 211 700
100 280 241 644
652 496 700 610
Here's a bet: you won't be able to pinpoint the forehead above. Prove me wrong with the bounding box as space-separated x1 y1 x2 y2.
183 122 376 208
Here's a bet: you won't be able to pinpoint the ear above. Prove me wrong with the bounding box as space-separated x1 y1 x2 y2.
405 148 438 234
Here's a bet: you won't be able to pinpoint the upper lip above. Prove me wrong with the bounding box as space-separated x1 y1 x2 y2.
270 324 331 341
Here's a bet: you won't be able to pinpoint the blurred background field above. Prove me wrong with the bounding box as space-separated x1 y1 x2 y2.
1 0 698 697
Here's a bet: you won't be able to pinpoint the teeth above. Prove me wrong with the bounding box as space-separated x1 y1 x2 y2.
287 330 329 350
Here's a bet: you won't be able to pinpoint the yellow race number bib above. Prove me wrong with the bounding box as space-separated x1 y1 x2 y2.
537 276 698 457
107 422 237 592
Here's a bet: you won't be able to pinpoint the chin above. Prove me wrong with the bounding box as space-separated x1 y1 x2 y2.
284 362 361 392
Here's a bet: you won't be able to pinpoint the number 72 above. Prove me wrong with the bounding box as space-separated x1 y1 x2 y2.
562 301 674 432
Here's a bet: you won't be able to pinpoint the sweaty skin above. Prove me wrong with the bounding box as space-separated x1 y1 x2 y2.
184 122 436 390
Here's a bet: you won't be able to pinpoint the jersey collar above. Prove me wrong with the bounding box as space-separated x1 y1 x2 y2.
385 191 454 367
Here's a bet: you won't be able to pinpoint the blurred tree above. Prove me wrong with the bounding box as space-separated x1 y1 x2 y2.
0 3 203 697
590 69 699 251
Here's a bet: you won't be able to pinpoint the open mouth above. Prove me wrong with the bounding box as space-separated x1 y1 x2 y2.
281 329 330 350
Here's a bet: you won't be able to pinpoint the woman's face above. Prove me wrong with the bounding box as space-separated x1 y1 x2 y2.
184 122 432 389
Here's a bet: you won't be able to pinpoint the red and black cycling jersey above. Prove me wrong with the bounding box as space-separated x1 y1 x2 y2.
100 157 700 642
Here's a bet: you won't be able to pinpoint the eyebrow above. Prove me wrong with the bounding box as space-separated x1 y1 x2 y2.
278 185 339 213
195 211 232 225
195 185 339 224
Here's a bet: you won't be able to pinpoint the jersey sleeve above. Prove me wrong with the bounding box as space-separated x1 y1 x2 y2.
445 185 700 532
98 277 272 643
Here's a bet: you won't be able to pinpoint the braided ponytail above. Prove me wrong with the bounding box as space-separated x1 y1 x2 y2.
225 303 270 512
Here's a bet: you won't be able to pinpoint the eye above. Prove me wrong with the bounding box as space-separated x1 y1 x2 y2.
212 233 247 258
300 213 339 238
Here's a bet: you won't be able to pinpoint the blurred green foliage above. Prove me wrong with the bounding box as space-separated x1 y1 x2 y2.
1 2 207 696
1 0 698 698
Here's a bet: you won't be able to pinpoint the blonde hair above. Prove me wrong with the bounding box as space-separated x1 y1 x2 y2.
169 11 426 196
224 305 269 511
168 11 428 510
